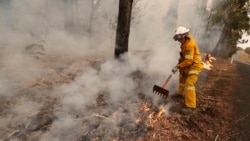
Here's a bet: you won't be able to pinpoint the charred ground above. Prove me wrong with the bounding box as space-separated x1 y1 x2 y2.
0 57 250 141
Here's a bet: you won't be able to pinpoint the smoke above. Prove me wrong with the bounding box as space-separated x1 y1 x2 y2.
0 98 42 134
59 67 101 111
40 115 81 141
0 0 221 140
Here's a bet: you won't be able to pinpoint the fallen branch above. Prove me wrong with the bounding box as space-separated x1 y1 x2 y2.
7 130 20 138
214 134 219 141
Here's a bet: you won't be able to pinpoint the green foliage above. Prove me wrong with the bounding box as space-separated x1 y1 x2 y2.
245 47 250 54
209 0 250 57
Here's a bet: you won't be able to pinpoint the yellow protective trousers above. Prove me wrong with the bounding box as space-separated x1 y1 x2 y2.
177 73 199 108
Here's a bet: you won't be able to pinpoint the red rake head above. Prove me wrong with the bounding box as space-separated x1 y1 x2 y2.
153 85 169 99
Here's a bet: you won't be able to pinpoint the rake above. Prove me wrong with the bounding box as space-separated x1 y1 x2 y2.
153 73 173 98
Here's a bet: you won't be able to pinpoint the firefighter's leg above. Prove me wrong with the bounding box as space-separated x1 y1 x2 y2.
184 74 198 108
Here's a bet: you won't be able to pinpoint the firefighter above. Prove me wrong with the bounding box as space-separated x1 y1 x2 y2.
171 26 203 115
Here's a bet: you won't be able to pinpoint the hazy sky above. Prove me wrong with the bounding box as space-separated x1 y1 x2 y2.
238 33 250 49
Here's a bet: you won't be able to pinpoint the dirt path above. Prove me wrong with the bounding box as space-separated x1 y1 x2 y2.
194 59 250 141
229 61 250 140
196 58 250 141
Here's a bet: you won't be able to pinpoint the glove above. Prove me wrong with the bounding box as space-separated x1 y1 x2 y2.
171 65 179 74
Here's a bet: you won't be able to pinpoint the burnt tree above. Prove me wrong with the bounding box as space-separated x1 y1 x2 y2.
114 0 133 58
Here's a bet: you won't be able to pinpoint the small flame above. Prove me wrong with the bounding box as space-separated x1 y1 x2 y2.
138 103 169 128
140 103 150 112
203 62 213 70
203 53 216 70
147 106 166 126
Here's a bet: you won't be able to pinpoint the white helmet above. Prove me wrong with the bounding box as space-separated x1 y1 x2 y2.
173 26 190 41
175 26 190 35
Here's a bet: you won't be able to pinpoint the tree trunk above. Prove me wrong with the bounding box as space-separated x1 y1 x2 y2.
114 0 133 58
212 25 231 58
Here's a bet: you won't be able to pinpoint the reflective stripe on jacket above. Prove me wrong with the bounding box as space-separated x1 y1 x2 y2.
178 33 203 74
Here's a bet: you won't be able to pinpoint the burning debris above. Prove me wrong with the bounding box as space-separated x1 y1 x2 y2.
203 53 216 70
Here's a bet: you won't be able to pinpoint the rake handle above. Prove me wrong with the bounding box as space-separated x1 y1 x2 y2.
161 74 172 88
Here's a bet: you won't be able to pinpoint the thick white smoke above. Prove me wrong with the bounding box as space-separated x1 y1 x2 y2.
0 0 219 140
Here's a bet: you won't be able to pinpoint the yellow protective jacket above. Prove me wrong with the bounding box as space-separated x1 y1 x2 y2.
178 34 203 75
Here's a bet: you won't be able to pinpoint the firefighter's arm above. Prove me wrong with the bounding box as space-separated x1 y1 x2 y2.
178 46 194 68
172 52 183 73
